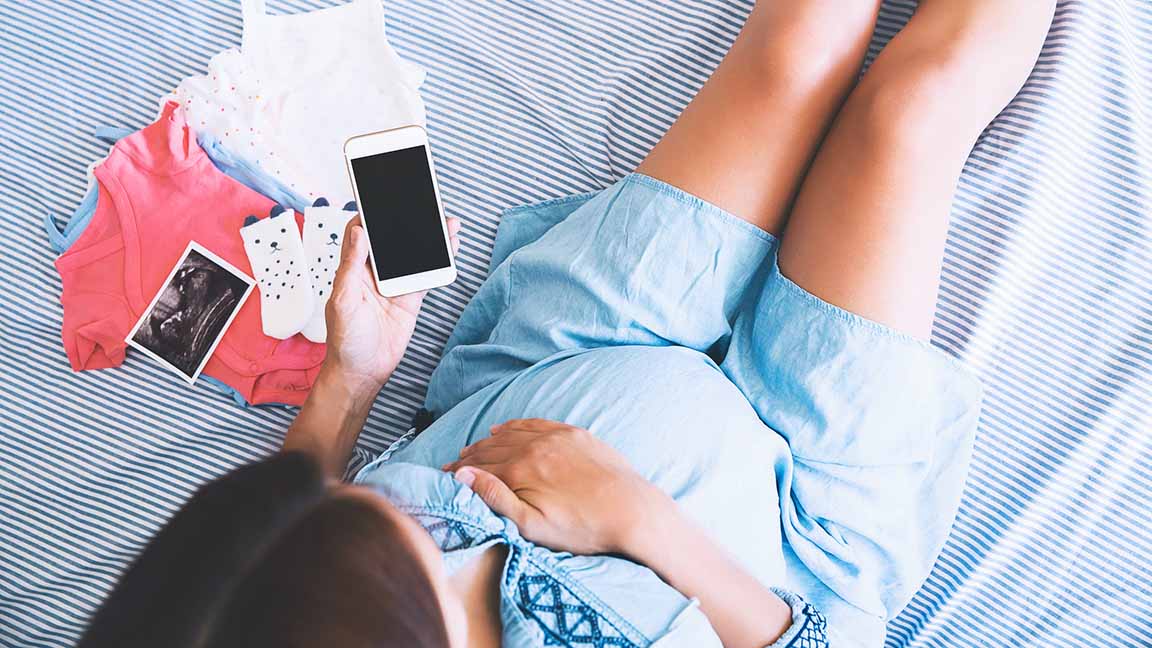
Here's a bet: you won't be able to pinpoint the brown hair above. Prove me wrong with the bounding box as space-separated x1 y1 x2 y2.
77 452 451 648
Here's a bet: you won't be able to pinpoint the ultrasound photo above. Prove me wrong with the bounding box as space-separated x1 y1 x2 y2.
126 243 254 383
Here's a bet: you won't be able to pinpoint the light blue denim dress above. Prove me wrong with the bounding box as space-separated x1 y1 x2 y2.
355 174 983 647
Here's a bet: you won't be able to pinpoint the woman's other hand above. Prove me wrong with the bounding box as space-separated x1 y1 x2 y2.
324 215 462 394
444 418 672 557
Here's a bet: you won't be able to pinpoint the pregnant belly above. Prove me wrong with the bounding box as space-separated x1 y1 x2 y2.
401 345 791 585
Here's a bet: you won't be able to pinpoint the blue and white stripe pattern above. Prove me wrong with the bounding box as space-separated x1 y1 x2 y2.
1 1 1149 646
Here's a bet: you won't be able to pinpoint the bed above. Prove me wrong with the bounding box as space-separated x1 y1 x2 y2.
1 0 1149 646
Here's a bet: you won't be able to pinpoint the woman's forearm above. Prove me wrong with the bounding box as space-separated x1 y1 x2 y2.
281 362 383 478
621 494 793 648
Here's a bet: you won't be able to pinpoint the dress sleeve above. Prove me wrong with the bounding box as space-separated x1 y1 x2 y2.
54 181 137 370
58 290 136 370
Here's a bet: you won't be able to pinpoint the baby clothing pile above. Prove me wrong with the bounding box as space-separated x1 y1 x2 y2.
175 0 425 204
48 0 426 406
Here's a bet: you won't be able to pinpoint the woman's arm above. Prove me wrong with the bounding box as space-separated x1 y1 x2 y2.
445 419 794 647
283 216 462 478
620 498 794 647
281 364 381 477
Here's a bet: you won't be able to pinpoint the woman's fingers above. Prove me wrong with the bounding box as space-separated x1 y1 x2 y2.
458 439 515 459
493 418 567 434
444 445 516 472
340 215 461 284
445 421 574 472
334 223 370 292
339 220 370 271
453 467 528 524
329 223 370 317
465 429 538 453
446 217 462 257
454 446 512 466
443 460 504 476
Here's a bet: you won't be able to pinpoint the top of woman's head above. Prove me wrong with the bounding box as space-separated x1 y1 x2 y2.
77 452 452 648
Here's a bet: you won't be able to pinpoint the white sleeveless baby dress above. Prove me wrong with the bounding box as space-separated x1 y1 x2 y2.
172 0 426 203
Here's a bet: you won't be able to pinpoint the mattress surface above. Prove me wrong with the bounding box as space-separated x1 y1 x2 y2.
1 1 1149 646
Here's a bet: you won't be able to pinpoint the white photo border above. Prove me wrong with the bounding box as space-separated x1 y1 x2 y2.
124 241 255 386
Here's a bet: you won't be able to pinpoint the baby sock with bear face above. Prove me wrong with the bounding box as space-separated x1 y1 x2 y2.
240 205 315 339
300 198 358 343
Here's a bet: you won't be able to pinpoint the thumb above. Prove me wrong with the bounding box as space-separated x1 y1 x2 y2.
455 467 525 523
338 222 370 277
330 224 369 315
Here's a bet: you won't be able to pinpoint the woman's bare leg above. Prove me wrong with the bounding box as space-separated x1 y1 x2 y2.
778 1 1055 339
637 1 883 236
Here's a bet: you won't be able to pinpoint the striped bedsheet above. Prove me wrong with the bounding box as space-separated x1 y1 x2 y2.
1 1 1149 646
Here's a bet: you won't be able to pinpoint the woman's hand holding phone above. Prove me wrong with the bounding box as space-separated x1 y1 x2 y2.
325 215 462 395
282 215 460 478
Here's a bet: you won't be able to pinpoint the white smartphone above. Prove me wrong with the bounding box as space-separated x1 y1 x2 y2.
343 126 457 297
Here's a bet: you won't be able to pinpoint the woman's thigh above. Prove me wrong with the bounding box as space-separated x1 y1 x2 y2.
777 0 1055 339
636 0 882 236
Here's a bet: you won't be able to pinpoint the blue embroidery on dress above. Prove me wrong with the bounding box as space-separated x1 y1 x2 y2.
516 560 638 647
412 514 477 552
786 601 828 648
411 512 639 646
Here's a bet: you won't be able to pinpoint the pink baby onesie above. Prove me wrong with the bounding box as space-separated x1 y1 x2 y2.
55 101 326 405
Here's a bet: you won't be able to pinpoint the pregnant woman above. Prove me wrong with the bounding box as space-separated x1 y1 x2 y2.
79 2 1053 647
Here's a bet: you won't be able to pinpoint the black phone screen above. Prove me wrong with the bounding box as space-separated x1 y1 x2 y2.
350 145 451 281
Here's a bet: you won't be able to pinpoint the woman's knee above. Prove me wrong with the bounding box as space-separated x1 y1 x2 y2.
846 2 1053 152
846 60 969 159
844 37 1031 162
740 1 881 95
